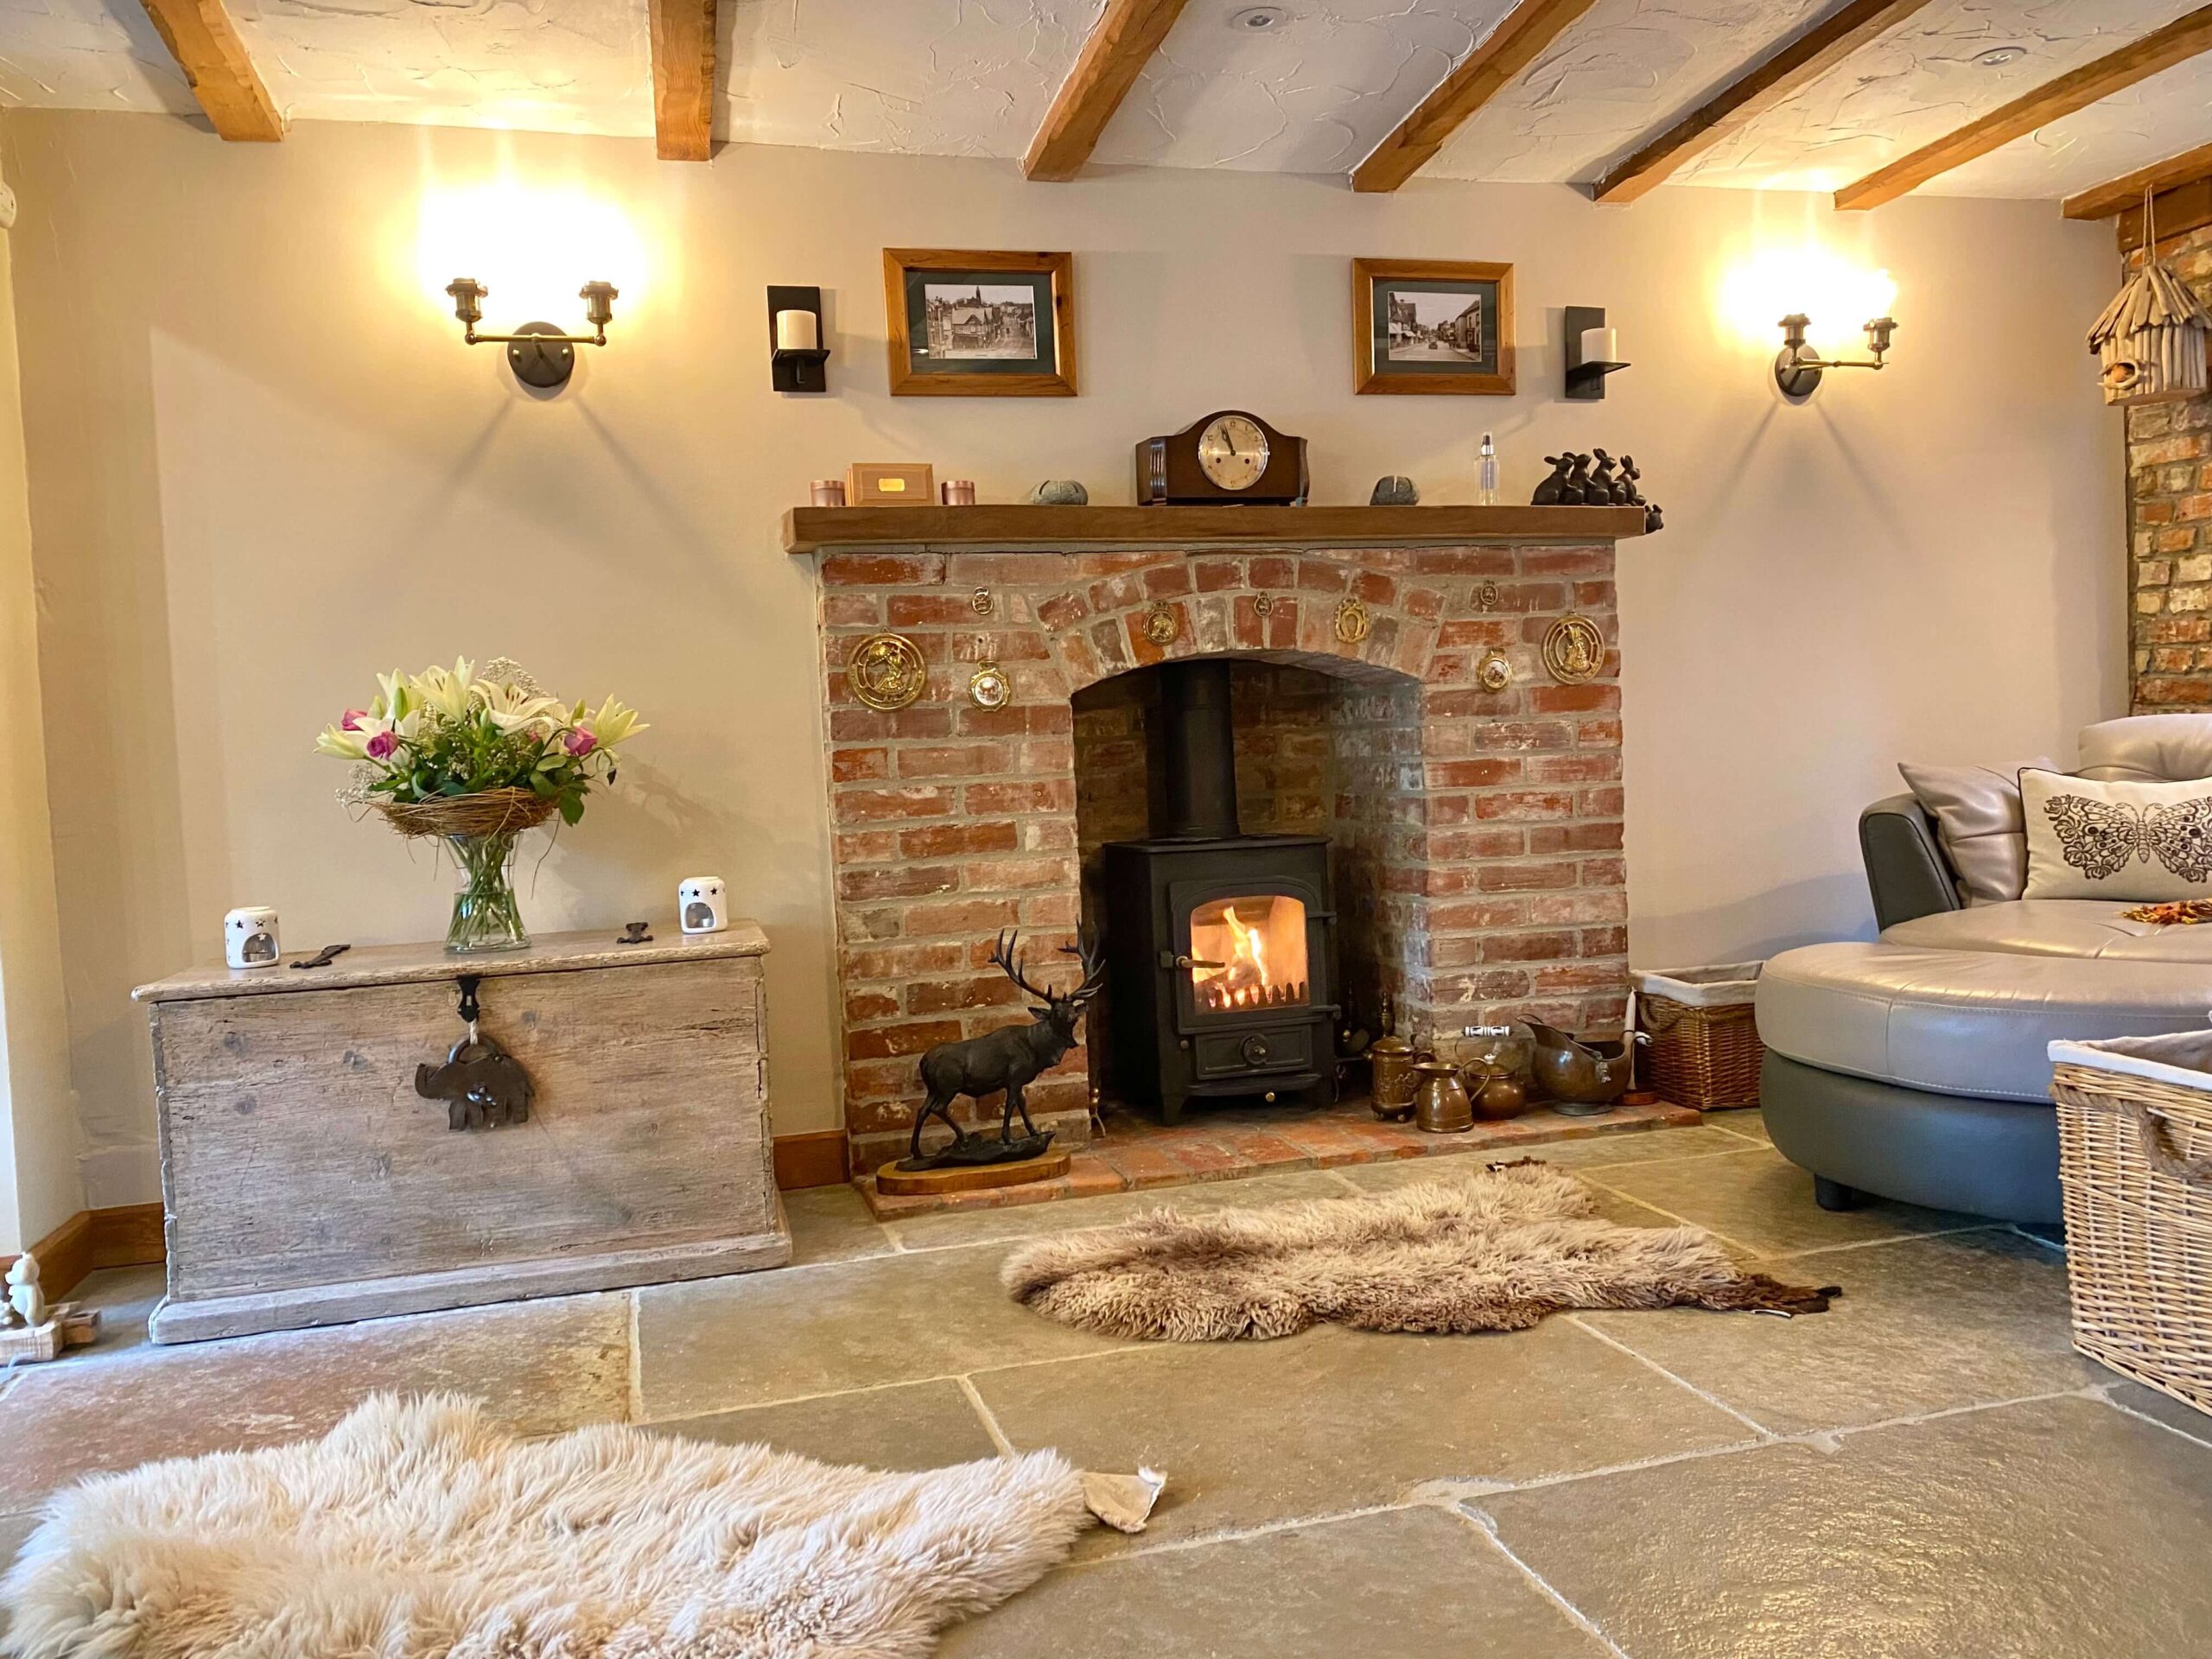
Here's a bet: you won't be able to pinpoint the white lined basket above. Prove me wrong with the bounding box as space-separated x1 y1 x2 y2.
2048 1029 2212 1416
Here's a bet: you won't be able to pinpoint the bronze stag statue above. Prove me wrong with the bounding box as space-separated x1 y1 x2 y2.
899 928 1104 1171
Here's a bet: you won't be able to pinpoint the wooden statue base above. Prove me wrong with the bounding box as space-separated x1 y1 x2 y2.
876 1149 1072 1196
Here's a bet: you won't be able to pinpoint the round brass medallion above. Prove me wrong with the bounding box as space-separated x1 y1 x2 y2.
1540 614 1606 684
1334 597 1371 644
847 632 928 711
1143 601 1180 645
969 661 1011 710
1476 651 1514 692
1253 593 1274 616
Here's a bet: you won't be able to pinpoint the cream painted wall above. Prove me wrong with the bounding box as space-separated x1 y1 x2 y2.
0 111 2124 1209
0 188 85 1249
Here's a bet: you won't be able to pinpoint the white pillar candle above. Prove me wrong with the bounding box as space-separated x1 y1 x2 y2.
1580 325 1619 366
775 309 818 352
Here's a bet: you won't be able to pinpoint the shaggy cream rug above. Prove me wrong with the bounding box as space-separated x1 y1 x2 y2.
1 1395 1097 1659
1002 1159 1838 1341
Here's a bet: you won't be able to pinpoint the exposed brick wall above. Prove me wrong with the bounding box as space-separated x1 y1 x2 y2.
818 544 1627 1174
2127 226 2212 710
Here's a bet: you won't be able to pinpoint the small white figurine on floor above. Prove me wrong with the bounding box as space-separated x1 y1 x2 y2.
8 1251 47 1328
677 876 728 936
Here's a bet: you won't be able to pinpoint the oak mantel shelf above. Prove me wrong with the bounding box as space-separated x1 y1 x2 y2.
783 503 1649 555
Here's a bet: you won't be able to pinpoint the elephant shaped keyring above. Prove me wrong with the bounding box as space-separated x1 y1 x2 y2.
414 974 537 1132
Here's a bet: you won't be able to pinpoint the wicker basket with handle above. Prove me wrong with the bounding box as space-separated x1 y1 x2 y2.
2049 1030 2212 1416
1632 963 1764 1111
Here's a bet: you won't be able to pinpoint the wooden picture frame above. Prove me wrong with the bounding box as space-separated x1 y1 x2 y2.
883 249 1077 397
1352 257 1516 396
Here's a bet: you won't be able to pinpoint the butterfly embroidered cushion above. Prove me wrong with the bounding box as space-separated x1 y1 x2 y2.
2020 768 2212 901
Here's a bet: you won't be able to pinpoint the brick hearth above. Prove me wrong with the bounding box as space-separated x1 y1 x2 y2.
816 540 1628 1175
858 1093 1700 1220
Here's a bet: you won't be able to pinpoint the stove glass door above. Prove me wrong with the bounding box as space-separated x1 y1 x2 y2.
1185 893 1311 1014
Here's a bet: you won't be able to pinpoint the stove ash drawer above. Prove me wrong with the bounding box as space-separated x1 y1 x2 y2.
1190 1022 1315 1080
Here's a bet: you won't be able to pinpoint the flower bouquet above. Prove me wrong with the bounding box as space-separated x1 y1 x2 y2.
317 658 645 955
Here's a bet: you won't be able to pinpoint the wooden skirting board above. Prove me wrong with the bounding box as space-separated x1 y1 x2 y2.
772 1129 851 1191
6 1139 848 1301
2 1203 165 1301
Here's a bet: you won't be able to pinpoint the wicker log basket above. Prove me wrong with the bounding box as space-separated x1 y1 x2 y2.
2050 1032 2212 1416
374 788 560 840
1633 963 1765 1111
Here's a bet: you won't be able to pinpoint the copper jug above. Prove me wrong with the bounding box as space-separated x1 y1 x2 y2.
1413 1058 1474 1134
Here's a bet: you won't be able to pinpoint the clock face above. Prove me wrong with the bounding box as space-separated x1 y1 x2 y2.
1197 415 1270 492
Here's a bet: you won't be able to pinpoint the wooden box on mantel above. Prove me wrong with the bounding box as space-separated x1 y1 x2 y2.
133 926 789 1344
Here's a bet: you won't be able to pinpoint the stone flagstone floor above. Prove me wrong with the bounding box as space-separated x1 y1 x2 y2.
7 1111 2212 1656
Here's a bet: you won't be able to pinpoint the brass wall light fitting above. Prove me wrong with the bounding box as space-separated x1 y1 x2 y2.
446 277 618 389
1775 312 1897 399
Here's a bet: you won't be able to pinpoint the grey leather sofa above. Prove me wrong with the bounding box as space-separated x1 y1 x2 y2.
1757 715 2212 1224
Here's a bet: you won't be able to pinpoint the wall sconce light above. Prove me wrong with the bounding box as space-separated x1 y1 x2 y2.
445 276 618 389
768 284 830 393
1564 305 1629 401
1774 311 1897 399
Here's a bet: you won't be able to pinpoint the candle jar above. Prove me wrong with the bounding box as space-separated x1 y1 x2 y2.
942 480 976 506
810 480 847 507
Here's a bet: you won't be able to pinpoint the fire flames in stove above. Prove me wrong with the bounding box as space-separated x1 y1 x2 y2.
1188 894 1311 1015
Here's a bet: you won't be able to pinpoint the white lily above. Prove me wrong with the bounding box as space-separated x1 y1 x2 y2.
376 671 416 726
475 680 565 736
415 658 475 722
315 725 370 761
583 696 648 751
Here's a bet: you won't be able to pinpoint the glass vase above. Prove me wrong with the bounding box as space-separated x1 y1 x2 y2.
445 830 530 955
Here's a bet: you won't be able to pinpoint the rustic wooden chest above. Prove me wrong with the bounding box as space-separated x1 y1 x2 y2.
134 926 788 1343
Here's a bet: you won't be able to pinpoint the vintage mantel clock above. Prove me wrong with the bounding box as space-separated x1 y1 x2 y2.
1136 410 1309 505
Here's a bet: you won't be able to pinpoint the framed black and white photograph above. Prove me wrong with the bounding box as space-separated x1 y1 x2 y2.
883 249 1077 397
1352 258 1515 396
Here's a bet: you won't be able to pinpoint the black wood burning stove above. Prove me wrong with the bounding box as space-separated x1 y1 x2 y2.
1096 661 1338 1123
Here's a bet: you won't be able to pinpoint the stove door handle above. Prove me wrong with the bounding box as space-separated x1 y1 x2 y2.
1167 953 1226 972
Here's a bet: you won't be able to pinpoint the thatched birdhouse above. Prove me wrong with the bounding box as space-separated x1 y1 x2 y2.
2088 257 2212 406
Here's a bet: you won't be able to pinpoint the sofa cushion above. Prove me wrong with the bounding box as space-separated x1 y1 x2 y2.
2020 768 2212 901
1897 760 2050 904
1756 942 2212 1103
2077 713 2212 784
1883 899 2212 963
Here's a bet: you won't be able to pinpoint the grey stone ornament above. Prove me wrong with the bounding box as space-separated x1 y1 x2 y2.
1030 480 1090 505
1370 475 1419 505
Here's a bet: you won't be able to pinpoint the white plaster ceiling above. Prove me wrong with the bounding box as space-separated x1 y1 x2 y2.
0 0 2208 203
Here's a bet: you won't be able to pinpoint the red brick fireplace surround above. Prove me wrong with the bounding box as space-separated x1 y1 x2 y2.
791 506 1645 1175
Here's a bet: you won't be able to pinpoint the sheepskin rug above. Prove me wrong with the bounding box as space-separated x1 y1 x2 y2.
1002 1159 1838 1341
1 1394 1093 1659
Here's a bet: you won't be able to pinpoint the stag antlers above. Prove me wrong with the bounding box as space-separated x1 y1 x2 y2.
989 927 1103 1006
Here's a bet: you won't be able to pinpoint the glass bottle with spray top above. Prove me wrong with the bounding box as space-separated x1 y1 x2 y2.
1477 432 1499 505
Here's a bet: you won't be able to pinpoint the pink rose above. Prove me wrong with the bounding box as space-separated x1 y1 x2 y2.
366 730 397 760
564 728 598 758
341 709 369 731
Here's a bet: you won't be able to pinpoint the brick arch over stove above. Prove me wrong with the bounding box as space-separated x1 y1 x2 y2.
818 545 1626 1173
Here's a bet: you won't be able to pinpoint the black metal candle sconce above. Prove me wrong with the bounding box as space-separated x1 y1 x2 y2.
768 285 831 393
1564 305 1630 401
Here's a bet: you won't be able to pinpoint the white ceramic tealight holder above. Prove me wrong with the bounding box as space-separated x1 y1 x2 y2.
224 906 282 969
677 877 728 936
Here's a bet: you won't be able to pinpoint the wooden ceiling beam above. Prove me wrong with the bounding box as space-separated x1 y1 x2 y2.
649 0 717 162
2064 141 2212 222
1836 4 2212 211
2118 180 2212 256
1024 0 1192 181
137 0 281 143
1587 0 1932 205
1352 0 1596 194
